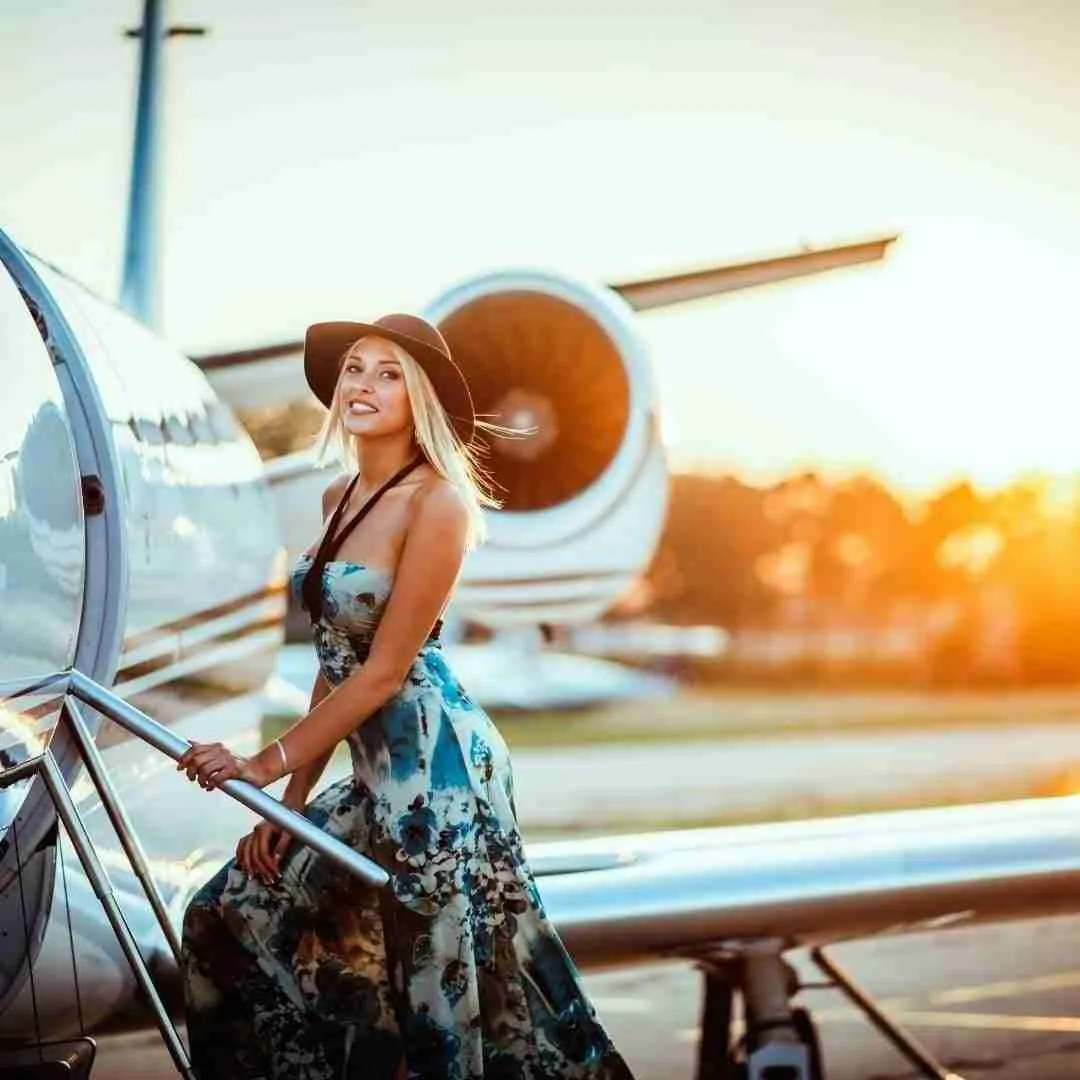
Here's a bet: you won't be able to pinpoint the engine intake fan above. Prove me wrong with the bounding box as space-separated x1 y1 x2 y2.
432 281 633 513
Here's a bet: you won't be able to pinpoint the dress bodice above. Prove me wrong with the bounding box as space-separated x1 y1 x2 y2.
289 551 441 686
291 551 392 627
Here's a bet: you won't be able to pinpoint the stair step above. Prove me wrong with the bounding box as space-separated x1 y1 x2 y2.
0 1038 96 1078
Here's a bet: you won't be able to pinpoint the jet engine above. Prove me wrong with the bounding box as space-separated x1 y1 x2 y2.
423 271 668 628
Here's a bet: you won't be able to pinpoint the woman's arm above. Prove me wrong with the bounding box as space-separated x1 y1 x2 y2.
250 481 468 782
280 669 335 808
237 669 335 883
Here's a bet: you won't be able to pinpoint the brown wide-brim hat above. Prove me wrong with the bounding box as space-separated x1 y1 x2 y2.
304 313 476 444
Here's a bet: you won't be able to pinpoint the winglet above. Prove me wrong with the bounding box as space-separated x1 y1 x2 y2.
609 234 899 312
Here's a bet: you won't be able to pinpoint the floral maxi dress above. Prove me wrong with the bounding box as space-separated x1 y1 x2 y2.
180 551 635 1080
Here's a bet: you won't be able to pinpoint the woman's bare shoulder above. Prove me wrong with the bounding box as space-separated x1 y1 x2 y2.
416 473 465 507
409 474 468 531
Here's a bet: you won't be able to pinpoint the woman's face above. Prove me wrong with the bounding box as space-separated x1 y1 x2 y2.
336 337 413 441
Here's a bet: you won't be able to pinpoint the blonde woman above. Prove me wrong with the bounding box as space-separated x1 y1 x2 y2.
177 314 635 1079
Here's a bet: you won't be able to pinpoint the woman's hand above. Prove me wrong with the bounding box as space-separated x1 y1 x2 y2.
234 792 306 884
236 819 293 884
176 740 270 791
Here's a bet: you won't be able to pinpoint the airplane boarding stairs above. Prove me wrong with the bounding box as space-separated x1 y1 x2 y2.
0 671 388 1079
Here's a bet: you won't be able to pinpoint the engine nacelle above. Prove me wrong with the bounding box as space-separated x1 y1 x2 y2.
424 271 669 627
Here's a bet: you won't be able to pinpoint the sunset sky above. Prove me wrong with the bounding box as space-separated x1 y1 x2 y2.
3 0 1079 493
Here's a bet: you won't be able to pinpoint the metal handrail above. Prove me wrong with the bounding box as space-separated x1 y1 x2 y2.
67 670 389 887
1 668 391 1078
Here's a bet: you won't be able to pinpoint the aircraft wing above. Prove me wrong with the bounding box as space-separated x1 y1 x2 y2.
188 235 898 373
193 339 303 372
530 793 1080 967
608 234 898 311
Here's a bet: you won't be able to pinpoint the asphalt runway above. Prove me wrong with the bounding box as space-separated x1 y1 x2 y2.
90 911 1080 1079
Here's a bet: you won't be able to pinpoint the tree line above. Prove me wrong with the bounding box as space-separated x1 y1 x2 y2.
640 470 1080 687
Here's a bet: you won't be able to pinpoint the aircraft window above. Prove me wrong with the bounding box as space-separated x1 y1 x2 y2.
207 400 242 443
189 408 216 444
133 416 166 445
163 412 195 446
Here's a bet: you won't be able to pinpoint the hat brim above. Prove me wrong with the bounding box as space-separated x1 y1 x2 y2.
304 321 476 444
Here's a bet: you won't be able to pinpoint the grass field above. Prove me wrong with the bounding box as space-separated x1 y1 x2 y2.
490 685 1080 749
520 771 1070 839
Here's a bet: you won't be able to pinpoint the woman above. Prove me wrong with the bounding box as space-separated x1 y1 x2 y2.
177 314 635 1080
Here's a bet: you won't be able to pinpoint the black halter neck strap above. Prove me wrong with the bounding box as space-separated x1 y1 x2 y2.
301 454 425 620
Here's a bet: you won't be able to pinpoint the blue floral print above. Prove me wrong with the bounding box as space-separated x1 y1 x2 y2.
179 553 634 1079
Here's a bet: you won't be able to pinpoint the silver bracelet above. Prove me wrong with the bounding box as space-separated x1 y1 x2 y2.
273 738 288 773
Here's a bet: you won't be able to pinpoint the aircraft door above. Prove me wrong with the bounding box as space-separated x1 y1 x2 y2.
0 254 87 1016
0 231 127 1026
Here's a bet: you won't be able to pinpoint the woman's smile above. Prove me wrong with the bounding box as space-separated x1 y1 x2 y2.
337 341 411 435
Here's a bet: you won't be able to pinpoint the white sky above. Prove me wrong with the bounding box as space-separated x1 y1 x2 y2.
3 0 1079 492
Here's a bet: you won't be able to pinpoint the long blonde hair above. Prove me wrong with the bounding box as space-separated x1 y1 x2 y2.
311 335 509 549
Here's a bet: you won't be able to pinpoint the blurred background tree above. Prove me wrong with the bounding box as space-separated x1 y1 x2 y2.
643 469 1080 688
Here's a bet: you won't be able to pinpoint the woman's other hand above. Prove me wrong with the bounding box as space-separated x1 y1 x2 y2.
235 792 306 883
176 740 269 790
236 820 293 884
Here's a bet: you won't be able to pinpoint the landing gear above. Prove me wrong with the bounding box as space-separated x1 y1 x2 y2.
693 938 823 1080
809 947 966 1080
0 1037 95 1078
691 938 968 1080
